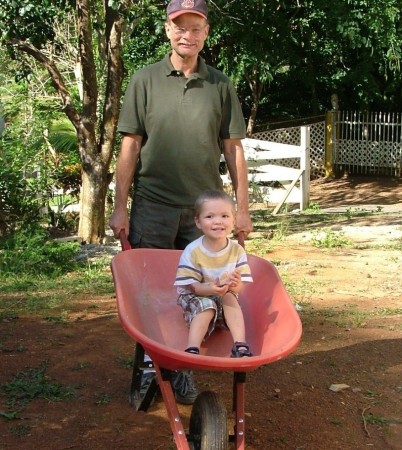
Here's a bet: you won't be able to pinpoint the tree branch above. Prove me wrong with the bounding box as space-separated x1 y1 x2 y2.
76 0 98 125
9 38 82 129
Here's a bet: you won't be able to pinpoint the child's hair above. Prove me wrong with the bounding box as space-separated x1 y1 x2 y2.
194 190 236 217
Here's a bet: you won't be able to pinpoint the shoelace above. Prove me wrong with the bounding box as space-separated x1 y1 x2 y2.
172 371 197 395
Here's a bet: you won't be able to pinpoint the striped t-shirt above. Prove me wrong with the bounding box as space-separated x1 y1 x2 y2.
175 236 253 294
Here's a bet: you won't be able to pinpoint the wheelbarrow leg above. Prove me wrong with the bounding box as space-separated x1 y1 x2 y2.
232 372 246 450
155 365 191 450
129 342 158 411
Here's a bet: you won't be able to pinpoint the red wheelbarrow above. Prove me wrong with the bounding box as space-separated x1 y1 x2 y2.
111 234 302 450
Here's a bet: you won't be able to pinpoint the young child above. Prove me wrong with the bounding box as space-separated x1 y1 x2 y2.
174 190 253 357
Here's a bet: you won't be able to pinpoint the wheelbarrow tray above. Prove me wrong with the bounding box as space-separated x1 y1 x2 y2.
111 247 302 449
111 248 302 372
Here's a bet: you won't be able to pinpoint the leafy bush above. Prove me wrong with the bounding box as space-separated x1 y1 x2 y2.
0 225 79 277
0 166 42 235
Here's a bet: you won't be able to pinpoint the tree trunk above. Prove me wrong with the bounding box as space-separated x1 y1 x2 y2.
247 101 258 137
74 1 123 243
246 75 264 137
78 152 109 243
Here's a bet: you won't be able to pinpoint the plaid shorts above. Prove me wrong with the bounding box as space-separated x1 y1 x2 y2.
177 293 232 337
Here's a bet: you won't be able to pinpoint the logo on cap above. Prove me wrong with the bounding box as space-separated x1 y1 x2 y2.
181 0 195 8
167 0 208 19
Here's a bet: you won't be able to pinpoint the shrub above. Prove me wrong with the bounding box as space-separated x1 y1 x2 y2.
0 225 79 277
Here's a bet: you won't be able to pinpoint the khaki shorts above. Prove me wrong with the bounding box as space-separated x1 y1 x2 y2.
177 293 231 337
129 195 202 250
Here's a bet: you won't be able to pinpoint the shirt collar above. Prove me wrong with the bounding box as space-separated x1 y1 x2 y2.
163 53 208 79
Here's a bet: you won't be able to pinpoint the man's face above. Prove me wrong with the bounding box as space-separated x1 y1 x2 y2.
165 14 209 59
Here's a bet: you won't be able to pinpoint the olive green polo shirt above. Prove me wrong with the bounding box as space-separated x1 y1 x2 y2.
118 53 246 207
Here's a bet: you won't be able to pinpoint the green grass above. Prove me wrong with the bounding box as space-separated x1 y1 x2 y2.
362 412 390 426
1 361 76 417
310 228 351 248
71 361 91 371
0 265 114 319
304 201 322 213
0 227 114 319
8 423 32 437
300 304 402 329
385 238 402 251
376 307 402 316
250 203 387 247
116 355 134 369
345 206 383 218
329 418 343 425
280 273 317 300
246 237 273 256
95 393 112 405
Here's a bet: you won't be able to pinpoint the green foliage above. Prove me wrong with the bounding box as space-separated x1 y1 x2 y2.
0 0 73 48
311 228 351 248
0 259 114 320
71 361 91 371
1 78 48 233
304 202 322 213
122 5 169 75
345 207 377 218
8 423 32 436
285 0 402 112
0 162 42 233
0 410 19 420
95 393 111 405
0 63 81 233
0 225 79 277
362 411 390 426
170 0 400 121
1 361 76 414
46 119 81 215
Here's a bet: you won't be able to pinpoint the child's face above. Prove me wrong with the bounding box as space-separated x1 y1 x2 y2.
195 198 235 240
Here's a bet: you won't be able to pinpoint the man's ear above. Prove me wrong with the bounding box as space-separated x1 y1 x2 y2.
164 21 171 38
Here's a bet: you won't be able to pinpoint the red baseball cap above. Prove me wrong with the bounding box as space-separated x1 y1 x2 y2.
167 0 208 20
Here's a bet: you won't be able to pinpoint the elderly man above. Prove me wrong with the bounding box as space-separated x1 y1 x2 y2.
110 0 252 405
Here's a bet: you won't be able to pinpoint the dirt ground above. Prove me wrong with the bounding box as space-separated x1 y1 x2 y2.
1 175 402 450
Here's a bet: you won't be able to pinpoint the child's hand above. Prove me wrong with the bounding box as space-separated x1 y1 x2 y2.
228 270 243 293
191 280 228 296
210 279 229 296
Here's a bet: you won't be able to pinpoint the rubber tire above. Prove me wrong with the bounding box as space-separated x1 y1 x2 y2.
189 391 228 450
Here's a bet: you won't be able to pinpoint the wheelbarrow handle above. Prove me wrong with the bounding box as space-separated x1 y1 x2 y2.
237 231 246 249
119 229 246 251
119 229 132 251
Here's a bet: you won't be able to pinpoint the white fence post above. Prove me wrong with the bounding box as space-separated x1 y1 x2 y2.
300 126 310 210
223 126 310 214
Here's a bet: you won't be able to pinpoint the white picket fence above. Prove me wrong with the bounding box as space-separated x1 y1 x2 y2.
222 127 311 214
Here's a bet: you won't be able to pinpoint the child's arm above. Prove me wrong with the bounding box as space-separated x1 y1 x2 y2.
190 280 229 297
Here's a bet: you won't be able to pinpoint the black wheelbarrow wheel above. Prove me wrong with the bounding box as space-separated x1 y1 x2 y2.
188 391 228 450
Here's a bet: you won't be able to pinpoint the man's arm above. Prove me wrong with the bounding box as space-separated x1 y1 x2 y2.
109 134 143 238
222 138 253 236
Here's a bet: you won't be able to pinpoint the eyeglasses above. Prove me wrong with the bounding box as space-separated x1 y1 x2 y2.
170 25 206 37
